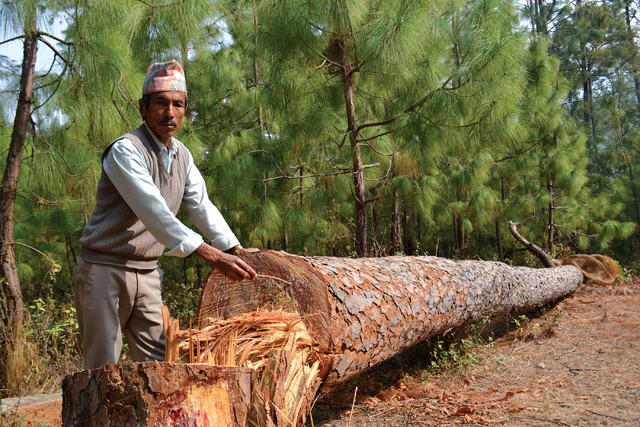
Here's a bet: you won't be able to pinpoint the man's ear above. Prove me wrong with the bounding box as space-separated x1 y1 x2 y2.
139 98 147 120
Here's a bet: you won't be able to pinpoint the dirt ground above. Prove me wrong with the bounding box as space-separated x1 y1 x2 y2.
2 279 639 426
311 280 640 426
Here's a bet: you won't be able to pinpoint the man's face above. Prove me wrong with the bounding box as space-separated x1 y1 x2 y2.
139 91 186 146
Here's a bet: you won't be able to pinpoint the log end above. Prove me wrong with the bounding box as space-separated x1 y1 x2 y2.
62 362 253 427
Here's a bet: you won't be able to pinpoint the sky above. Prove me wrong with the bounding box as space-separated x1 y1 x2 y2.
1 17 67 121
1 17 65 75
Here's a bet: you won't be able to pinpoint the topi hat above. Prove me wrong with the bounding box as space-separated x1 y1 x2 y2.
142 60 187 96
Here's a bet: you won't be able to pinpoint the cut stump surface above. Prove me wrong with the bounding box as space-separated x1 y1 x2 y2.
62 362 253 426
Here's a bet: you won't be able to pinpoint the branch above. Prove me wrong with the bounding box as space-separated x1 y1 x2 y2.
508 221 556 268
36 35 80 76
351 38 505 135
12 242 56 264
32 64 68 113
203 119 259 128
364 196 381 204
28 121 93 177
362 139 397 157
582 409 640 423
38 31 73 46
137 0 187 9
254 163 379 183
352 76 452 135
17 192 58 207
36 46 58 79
496 137 545 162
0 35 25 46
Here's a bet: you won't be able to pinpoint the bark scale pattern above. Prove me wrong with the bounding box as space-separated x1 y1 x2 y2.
198 251 583 392
311 256 582 389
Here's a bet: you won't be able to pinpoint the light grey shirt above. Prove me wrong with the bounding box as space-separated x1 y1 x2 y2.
102 124 240 257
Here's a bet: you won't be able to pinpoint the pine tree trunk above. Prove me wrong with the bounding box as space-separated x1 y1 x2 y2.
616 129 640 255
495 219 504 262
252 0 265 134
62 362 253 426
402 206 415 255
1 29 38 337
547 175 555 250
528 0 536 36
496 178 505 262
391 189 401 254
198 250 584 392
624 0 640 107
337 39 367 257
535 0 549 35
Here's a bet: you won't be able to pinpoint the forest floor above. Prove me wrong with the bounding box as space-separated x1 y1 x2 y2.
1 278 639 426
311 279 640 426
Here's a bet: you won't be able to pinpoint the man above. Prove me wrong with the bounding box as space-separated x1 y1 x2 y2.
75 60 257 369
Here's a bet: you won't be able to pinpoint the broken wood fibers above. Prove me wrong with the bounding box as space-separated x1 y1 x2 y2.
198 250 584 392
170 311 321 427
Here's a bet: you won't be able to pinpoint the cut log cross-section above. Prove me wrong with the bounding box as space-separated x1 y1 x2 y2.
62 362 253 426
198 251 584 391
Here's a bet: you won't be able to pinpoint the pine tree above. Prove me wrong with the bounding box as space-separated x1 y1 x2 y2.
549 0 638 259
242 0 530 257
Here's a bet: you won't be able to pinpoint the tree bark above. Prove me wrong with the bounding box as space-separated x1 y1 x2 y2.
252 0 265 135
624 0 640 107
1 29 38 335
495 219 504 263
198 250 582 392
547 175 555 250
337 39 367 257
62 362 253 426
496 178 505 262
391 188 401 254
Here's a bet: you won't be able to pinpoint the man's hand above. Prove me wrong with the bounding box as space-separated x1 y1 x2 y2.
193 243 257 281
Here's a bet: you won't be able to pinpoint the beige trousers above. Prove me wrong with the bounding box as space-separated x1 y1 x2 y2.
74 257 165 369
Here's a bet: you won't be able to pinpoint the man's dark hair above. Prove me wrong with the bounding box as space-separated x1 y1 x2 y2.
141 94 151 112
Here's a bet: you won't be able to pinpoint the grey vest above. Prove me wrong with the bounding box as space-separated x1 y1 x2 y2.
80 125 189 269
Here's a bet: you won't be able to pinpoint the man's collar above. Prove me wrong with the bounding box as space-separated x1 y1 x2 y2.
143 122 175 152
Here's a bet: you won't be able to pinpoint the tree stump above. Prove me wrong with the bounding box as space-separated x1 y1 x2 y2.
62 362 253 426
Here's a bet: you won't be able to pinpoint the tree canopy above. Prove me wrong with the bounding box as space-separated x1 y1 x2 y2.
1 1 639 387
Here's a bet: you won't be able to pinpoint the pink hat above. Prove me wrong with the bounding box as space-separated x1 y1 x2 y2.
142 60 187 95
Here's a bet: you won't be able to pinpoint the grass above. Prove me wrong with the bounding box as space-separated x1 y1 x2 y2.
1 294 81 399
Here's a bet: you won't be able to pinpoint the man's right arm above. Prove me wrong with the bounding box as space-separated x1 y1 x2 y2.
104 138 256 281
103 139 205 256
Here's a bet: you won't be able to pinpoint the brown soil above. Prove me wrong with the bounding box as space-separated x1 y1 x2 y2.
1 398 62 426
3 280 639 427
311 280 640 426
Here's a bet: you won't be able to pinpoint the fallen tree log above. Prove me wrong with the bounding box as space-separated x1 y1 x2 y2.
62 362 253 426
198 251 584 391
63 252 584 426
